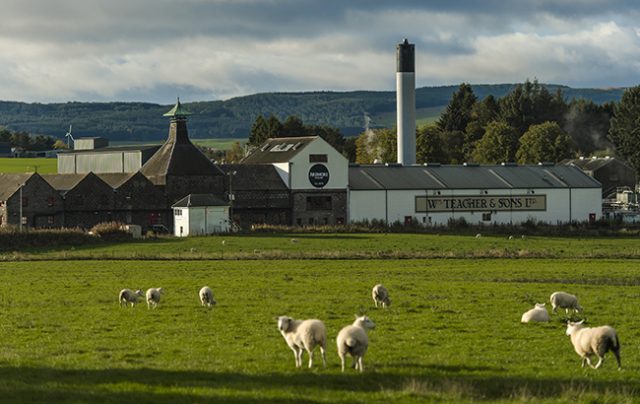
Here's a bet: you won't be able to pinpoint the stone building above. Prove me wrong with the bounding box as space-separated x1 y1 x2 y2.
563 157 637 197
0 173 64 228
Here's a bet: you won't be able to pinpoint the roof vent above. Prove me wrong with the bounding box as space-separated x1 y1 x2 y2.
260 144 270 152
463 162 479 167
292 142 302 150
501 162 518 166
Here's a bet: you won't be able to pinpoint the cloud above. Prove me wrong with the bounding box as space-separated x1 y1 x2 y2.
0 0 639 103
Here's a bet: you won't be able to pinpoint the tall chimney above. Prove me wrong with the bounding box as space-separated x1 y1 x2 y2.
396 38 416 165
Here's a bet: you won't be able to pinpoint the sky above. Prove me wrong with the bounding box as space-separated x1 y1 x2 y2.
1 0 640 104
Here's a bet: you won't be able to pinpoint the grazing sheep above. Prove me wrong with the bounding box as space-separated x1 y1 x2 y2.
550 291 583 314
475 233 482 238
199 286 217 307
566 320 621 370
336 315 376 372
372 284 391 308
119 289 144 307
146 287 165 309
221 239 226 246
277 316 327 368
521 303 550 323
290 238 299 244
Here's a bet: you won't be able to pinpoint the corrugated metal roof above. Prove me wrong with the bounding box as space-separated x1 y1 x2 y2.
97 172 136 188
563 157 633 171
241 137 317 164
349 164 601 190
41 173 89 191
172 193 229 208
58 145 160 155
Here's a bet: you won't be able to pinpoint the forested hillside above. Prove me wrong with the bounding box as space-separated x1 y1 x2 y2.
0 85 625 141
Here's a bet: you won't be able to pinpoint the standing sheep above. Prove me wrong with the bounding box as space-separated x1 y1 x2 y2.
521 303 550 323
119 289 144 307
199 286 217 307
550 291 583 314
336 315 376 372
566 320 621 370
146 287 165 309
372 284 391 308
277 316 327 369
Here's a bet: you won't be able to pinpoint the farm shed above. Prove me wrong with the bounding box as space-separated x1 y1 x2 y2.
172 194 230 237
348 163 602 226
57 145 160 175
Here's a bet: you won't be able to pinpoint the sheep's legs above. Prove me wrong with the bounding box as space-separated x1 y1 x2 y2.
307 349 314 368
585 356 597 369
291 347 301 368
339 354 346 372
594 357 604 369
581 357 587 368
320 346 327 367
357 357 364 372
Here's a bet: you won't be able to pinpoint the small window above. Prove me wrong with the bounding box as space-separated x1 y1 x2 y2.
47 196 55 207
308 217 315 225
296 218 302 226
175 209 182 216
21 216 27 225
336 217 344 225
21 197 28 207
47 216 54 225
306 196 332 211
323 217 329 225
309 154 328 163
482 213 492 221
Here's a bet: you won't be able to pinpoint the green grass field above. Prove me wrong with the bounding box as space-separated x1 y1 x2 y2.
0 158 57 174
110 138 244 151
0 235 639 402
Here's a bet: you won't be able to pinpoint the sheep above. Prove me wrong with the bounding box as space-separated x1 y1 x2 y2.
119 288 144 307
199 286 217 308
290 238 299 244
336 315 376 372
277 316 327 368
550 291 583 314
475 233 482 238
146 287 164 309
371 284 391 308
566 320 621 370
521 303 550 323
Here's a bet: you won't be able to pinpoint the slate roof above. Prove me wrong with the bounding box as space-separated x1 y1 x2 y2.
240 136 317 164
563 157 634 172
349 164 601 190
172 193 229 208
140 116 223 185
219 164 288 190
0 173 34 200
96 172 137 188
42 173 91 192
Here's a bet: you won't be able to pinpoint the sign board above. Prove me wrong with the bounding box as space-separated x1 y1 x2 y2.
415 194 546 213
308 164 330 188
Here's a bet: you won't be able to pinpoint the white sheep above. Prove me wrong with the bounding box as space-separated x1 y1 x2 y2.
199 286 217 307
566 320 621 370
336 315 376 372
520 303 550 323
119 288 144 307
277 316 327 368
371 284 391 308
550 291 583 314
146 287 165 309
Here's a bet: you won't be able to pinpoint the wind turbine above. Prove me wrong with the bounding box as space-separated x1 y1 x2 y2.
65 125 75 148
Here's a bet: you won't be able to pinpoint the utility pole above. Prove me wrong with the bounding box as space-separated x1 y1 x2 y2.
228 170 237 230
19 183 23 232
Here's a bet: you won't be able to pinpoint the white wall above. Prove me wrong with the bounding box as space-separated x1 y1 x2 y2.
174 206 230 237
349 187 602 226
289 138 348 190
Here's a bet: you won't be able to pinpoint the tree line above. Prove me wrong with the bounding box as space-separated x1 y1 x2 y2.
223 80 640 176
0 127 58 151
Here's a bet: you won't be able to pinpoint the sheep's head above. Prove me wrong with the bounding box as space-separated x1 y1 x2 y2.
157 288 165 295
135 289 144 297
566 320 585 336
383 297 392 307
277 316 293 332
354 315 376 330
535 303 546 309
575 303 584 313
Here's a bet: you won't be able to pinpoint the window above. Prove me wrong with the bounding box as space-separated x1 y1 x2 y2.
21 197 28 207
47 216 54 225
175 209 182 216
308 217 315 225
47 196 55 207
75 195 84 206
336 217 344 225
482 213 492 221
296 218 302 226
323 217 329 225
309 154 328 163
21 216 27 225
306 196 332 211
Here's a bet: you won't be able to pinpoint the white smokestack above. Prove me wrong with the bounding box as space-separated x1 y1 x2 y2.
396 38 416 165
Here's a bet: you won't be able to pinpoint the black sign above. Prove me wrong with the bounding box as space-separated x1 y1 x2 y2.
308 164 330 188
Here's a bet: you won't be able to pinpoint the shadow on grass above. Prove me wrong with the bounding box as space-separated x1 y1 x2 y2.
0 365 637 402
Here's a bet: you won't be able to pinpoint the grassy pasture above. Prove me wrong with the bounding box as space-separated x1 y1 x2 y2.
0 257 639 402
0 157 57 174
10 232 640 260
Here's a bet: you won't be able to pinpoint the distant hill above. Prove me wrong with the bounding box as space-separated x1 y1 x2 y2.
0 84 625 141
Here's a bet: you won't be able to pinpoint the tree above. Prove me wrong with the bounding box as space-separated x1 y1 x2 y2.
609 86 640 174
266 115 283 138
516 121 572 164
355 128 396 164
225 141 246 163
52 139 69 150
248 115 269 146
439 130 465 164
471 121 518 164
281 116 306 137
563 99 613 155
437 83 477 132
416 125 444 163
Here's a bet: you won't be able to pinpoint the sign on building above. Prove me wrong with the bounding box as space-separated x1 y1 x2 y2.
415 194 546 213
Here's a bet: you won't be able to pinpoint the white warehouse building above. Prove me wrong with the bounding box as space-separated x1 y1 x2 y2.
348 163 602 226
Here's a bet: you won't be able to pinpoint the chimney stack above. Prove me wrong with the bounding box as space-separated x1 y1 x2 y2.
396 38 416 165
